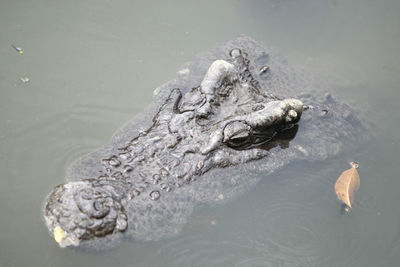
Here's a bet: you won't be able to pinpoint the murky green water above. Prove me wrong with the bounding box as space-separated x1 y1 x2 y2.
1 0 400 266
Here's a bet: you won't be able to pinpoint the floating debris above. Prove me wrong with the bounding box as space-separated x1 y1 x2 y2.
20 77 30 83
12 44 24 54
334 162 360 212
259 65 270 75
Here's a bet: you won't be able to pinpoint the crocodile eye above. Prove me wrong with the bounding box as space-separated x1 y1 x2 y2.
223 121 252 148
227 136 248 147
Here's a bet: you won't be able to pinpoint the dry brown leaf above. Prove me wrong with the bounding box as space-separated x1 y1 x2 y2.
334 162 360 210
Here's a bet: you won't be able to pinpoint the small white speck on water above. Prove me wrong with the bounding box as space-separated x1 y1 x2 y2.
178 68 190 75
295 145 309 156
153 87 160 96
20 77 30 83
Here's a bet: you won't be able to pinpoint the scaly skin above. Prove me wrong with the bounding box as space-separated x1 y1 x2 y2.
44 49 303 247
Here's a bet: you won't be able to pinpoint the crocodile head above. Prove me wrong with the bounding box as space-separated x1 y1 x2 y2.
43 48 305 247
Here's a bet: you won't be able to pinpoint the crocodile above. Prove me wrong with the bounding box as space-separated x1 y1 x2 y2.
43 36 366 250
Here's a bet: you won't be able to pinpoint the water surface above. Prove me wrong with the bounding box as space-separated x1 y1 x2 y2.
1 0 400 266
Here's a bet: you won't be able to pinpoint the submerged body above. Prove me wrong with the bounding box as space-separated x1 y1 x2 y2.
43 36 366 249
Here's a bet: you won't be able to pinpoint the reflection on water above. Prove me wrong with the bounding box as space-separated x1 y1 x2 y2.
1 0 400 266
257 125 298 150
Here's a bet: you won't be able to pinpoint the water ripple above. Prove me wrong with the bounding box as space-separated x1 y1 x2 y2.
257 199 366 266
5 106 128 187
157 195 368 266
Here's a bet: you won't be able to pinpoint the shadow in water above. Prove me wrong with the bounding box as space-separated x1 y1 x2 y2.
230 124 299 151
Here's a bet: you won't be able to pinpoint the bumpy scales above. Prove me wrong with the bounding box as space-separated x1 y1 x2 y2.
44 48 303 247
